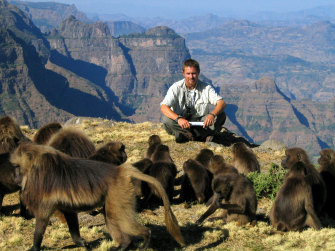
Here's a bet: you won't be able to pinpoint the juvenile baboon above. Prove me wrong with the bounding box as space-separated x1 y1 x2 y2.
196 172 257 226
0 115 30 153
89 141 127 165
10 143 185 250
232 142 260 174
145 161 177 203
270 161 322 231
146 134 162 159
282 147 326 215
143 143 177 205
48 128 95 158
318 148 335 219
132 158 153 198
151 144 174 163
33 122 62 145
195 148 214 169
208 154 238 175
180 159 212 203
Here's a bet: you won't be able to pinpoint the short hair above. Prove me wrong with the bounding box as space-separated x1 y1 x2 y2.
182 59 200 73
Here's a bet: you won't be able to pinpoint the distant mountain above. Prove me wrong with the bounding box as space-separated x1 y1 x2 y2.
105 21 145 37
185 20 335 102
222 76 335 158
92 13 234 34
9 0 90 32
0 0 123 127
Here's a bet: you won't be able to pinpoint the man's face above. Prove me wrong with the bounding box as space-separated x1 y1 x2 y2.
182 66 199 89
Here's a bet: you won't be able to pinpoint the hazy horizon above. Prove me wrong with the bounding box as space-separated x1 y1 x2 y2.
18 0 335 19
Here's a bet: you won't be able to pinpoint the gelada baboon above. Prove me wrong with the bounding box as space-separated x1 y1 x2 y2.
48 128 95 158
146 134 162 159
33 122 62 145
143 144 177 204
89 141 127 165
0 152 29 217
180 159 212 203
208 154 238 175
270 161 322 231
10 143 185 250
196 172 257 226
232 142 260 174
282 147 326 214
132 158 153 198
318 148 335 219
195 148 214 169
151 144 174 163
0 115 30 153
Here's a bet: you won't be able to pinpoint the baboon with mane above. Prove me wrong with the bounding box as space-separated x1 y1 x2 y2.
0 115 30 153
0 116 31 218
10 143 185 250
47 128 95 158
281 147 326 215
33 122 62 145
89 141 127 165
318 148 335 219
270 161 322 231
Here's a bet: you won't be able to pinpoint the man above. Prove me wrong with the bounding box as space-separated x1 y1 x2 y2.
160 59 226 143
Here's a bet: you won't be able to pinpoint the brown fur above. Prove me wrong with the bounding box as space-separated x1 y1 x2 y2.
146 134 162 159
47 128 95 222
181 159 212 203
0 115 30 153
318 148 335 219
0 153 20 212
10 143 185 250
146 162 177 203
270 161 322 231
33 122 62 145
48 128 95 158
208 155 238 175
132 158 153 198
144 143 176 205
232 142 260 174
195 148 214 169
89 141 127 165
281 147 326 215
151 144 174 163
196 172 257 226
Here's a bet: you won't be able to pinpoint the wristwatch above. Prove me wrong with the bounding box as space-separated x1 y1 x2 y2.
209 113 216 118
175 115 183 122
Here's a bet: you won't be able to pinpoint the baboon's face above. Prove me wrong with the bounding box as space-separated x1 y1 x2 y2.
100 142 127 165
148 135 161 146
318 149 335 166
281 148 308 169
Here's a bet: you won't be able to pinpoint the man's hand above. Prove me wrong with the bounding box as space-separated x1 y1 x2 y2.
178 118 191 129
203 113 215 128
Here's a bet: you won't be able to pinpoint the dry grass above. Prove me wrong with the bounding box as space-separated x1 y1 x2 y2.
1 119 334 250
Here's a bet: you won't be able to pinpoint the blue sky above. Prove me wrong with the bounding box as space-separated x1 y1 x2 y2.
24 0 335 18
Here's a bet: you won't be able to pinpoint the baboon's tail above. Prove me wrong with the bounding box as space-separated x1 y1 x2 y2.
123 164 186 247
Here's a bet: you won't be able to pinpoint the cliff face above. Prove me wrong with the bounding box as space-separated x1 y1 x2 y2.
9 0 90 32
0 1 123 127
48 17 191 121
106 21 145 37
222 76 332 157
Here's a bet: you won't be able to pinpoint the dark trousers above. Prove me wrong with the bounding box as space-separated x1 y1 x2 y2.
162 112 226 141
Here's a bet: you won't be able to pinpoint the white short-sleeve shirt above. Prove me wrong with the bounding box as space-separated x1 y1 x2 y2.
160 79 223 118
